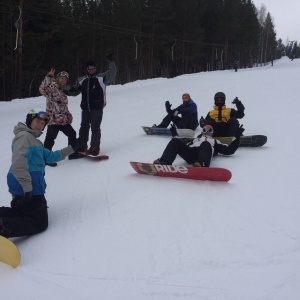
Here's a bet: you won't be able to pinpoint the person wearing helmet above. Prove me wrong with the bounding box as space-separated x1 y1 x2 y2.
152 93 198 130
0 109 82 238
39 68 80 167
199 92 245 137
153 123 241 167
67 54 117 156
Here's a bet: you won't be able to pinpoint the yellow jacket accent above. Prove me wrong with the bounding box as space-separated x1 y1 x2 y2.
209 106 232 123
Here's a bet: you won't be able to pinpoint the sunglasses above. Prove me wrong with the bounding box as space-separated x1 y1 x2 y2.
34 111 50 123
203 127 213 133
87 66 96 70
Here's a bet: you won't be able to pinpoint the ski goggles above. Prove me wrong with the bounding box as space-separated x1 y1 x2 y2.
34 111 50 124
203 127 213 134
87 65 96 70
56 71 69 79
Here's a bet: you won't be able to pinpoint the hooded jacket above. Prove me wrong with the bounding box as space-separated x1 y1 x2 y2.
39 76 73 125
7 123 73 196
173 99 198 129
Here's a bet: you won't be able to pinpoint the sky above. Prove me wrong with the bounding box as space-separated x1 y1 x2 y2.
252 0 300 43
0 56 300 299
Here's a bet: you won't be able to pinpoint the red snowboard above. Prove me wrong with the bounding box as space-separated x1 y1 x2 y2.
130 162 231 182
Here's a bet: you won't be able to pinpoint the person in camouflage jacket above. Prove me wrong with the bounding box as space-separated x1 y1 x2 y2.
39 69 80 164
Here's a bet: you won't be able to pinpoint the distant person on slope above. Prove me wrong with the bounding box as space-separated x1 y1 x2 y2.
0 109 82 238
153 124 242 167
153 93 198 130
39 68 81 167
199 92 245 137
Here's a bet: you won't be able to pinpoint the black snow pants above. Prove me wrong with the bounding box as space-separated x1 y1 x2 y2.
159 138 213 167
0 195 48 238
158 113 197 130
205 118 239 137
44 124 77 150
79 109 103 149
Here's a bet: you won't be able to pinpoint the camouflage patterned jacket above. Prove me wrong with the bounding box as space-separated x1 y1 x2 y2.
39 75 73 125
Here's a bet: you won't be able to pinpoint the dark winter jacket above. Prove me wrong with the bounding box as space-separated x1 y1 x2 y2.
173 99 198 129
68 60 116 111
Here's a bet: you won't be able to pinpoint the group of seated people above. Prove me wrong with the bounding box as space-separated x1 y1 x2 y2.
152 92 245 167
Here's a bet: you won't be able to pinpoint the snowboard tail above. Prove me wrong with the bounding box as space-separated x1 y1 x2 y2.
130 162 231 182
215 135 267 147
0 236 21 268
78 152 109 160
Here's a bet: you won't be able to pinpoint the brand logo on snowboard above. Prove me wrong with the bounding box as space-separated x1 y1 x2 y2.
136 162 188 175
154 164 188 174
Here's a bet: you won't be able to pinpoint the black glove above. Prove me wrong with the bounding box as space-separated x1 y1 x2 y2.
170 123 178 137
235 124 245 137
165 101 172 113
106 53 113 62
72 138 84 152
232 97 241 105
11 191 32 209
199 116 205 127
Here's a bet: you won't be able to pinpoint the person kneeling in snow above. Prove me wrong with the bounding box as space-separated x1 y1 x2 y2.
153 93 198 130
0 109 83 238
153 124 242 167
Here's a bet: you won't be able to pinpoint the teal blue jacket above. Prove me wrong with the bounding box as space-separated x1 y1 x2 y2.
7 123 73 196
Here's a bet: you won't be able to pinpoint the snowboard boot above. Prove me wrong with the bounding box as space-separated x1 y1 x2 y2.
0 220 10 238
193 162 203 167
88 146 100 156
78 146 88 155
153 158 170 165
69 152 85 160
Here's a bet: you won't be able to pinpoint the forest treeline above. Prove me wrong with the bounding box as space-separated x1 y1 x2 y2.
0 0 299 101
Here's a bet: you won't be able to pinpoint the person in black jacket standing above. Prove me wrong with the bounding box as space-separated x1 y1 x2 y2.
70 54 116 156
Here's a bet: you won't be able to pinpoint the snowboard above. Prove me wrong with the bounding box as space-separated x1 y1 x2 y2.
0 236 21 268
142 126 195 138
214 135 267 147
79 153 109 160
130 161 232 182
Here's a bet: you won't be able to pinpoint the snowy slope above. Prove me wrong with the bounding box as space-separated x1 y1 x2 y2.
0 56 299 300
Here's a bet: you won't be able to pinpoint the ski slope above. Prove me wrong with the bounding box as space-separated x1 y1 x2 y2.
0 56 299 300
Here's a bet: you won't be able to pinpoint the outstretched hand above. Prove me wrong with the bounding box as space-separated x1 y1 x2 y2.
47 68 55 78
165 101 172 113
232 97 241 105
235 124 245 137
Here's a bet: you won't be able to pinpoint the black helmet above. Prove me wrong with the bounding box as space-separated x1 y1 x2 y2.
214 92 226 106
26 108 50 129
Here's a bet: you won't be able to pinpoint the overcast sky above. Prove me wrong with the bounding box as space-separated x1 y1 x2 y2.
252 0 299 44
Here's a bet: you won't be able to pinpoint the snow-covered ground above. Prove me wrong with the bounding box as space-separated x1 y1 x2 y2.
0 56 299 300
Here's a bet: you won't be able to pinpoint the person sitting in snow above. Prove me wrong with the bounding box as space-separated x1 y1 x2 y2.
199 92 245 137
153 93 198 130
153 124 242 167
0 109 82 238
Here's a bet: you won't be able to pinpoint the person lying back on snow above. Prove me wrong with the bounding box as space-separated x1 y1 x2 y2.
153 124 243 167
